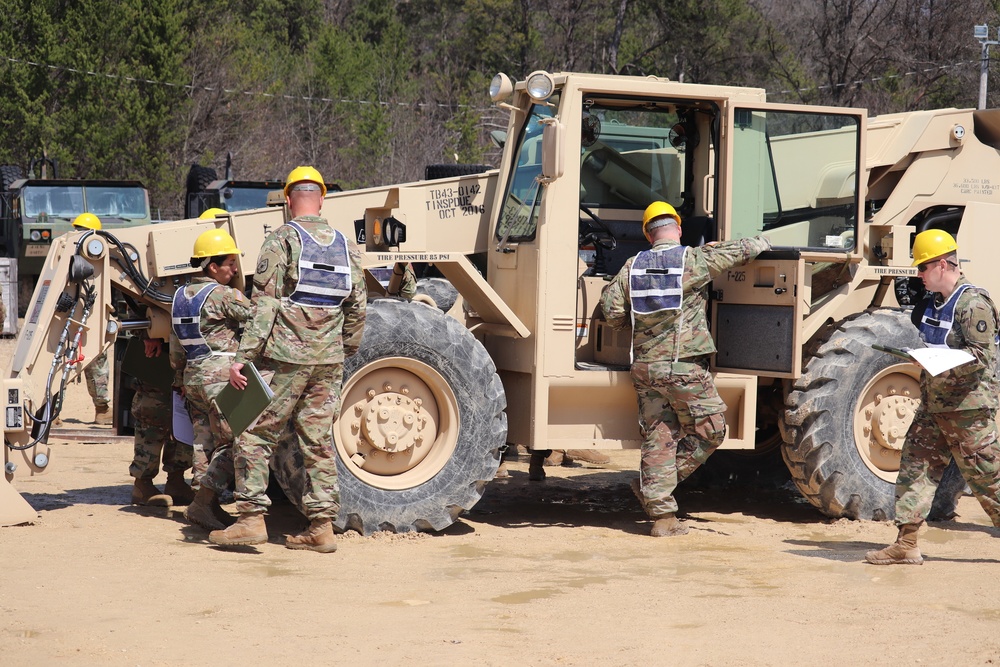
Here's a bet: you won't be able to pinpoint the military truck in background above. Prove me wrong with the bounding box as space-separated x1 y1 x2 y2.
0 157 152 318
4 71 990 531
184 152 341 219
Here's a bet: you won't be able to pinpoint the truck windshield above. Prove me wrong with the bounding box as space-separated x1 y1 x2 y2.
221 187 271 212
495 101 556 242
23 185 84 218
731 109 859 251
21 184 148 220
86 186 148 219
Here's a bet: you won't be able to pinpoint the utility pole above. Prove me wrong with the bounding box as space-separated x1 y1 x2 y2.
975 24 999 109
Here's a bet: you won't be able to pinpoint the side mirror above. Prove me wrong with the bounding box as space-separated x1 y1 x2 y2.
539 118 564 184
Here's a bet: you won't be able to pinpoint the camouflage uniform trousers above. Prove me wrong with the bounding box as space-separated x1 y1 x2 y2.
185 378 235 494
895 407 1000 527
234 359 341 520
84 351 110 409
631 358 727 518
128 380 192 479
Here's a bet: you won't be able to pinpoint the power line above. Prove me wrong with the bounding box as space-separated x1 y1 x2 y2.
3 53 983 109
771 60 979 97
2 55 490 111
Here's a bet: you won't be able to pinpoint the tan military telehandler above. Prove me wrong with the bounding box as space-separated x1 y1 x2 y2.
4 71 994 531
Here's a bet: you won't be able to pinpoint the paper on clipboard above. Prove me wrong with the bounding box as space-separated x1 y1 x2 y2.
872 344 974 377
172 391 195 445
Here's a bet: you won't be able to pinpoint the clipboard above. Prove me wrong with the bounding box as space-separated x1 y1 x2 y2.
213 362 275 437
871 344 912 361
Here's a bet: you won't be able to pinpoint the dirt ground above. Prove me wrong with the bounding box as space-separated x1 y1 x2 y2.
3 334 1000 666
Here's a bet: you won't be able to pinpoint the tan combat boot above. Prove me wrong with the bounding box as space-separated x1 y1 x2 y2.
564 449 611 465
131 478 173 507
184 487 234 531
209 513 267 546
94 405 113 426
542 450 566 466
651 514 689 537
163 472 196 506
286 518 338 553
865 523 923 565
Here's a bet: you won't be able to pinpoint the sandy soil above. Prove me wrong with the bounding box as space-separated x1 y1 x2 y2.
3 334 1000 666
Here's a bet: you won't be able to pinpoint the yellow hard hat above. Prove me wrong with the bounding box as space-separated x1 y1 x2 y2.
642 201 681 240
911 229 957 267
284 166 326 197
73 212 102 231
198 207 228 220
192 228 241 259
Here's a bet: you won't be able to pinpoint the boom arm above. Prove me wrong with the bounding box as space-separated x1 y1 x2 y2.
2 208 283 503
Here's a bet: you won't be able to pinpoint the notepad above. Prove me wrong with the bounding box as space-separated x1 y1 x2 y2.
213 363 275 437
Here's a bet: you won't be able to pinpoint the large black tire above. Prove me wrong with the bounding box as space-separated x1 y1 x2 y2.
184 164 218 218
780 309 966 521
424 163 491 180
414 277 458 312
332 299 506 534
1 164 24 258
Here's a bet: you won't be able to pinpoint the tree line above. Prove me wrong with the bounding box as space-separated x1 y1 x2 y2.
1 0 998 218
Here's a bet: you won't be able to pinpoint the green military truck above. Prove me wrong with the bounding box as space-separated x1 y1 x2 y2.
0 159 152 316
184 152 340 218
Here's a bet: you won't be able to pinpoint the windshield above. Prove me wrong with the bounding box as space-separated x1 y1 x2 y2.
23 185 84 218
221 186 272 212
22 184 148 219
86 185 148 219
731 109 859 251
495 100 558 242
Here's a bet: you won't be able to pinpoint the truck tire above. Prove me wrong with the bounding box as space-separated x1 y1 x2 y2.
424 164 491 180
184 164 217 217
1 165 24 258
332 299 506 534
415 277 458 312
780 309 966 521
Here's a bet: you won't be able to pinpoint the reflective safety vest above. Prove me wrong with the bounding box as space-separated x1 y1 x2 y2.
172 283 218 360
286 221 352 308
917 283 973 348
629 245 685 315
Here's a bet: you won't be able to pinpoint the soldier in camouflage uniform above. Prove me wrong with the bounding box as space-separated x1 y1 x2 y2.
369 263 417 300
210 166 366 553
84 351 112 425
601 201 770 537
867 230 1000 565
170 221 252 531
129 338 195 506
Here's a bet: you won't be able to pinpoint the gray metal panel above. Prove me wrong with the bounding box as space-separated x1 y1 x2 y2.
715 303 793 373
0 257 17 336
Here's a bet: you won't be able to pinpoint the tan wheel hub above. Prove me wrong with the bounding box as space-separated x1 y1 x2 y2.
336 358 460 491
361 388 427 453
854 364 920 482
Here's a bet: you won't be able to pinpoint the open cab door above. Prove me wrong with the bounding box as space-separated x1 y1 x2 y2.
711 101 867 381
